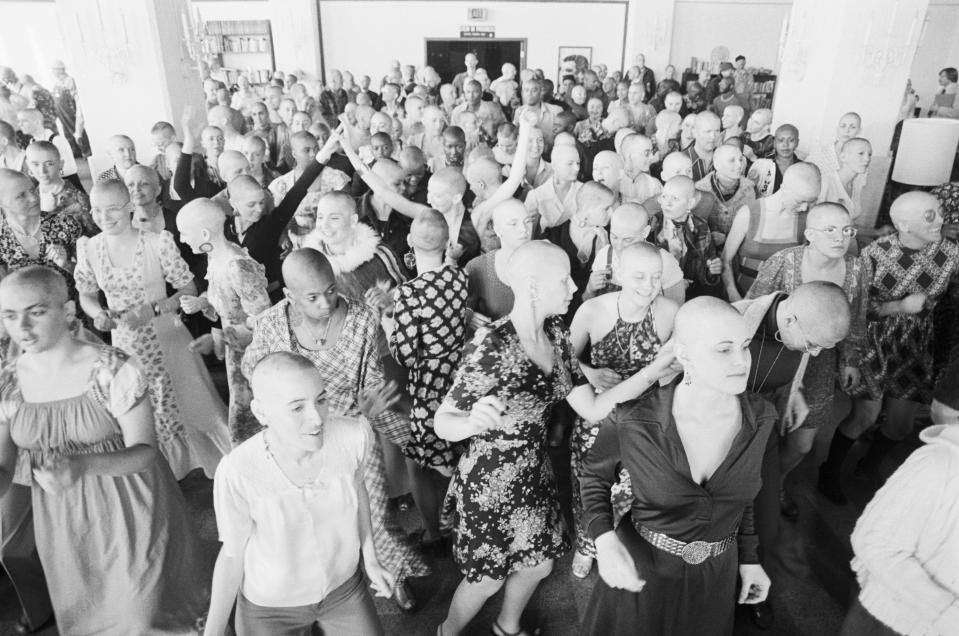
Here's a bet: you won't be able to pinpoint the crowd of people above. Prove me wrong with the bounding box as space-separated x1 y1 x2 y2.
0 50 957 636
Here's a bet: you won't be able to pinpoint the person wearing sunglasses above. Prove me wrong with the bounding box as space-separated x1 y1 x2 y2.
746 203 869 521
819 191 959 504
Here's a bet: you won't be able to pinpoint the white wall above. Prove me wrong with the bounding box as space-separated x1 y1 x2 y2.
0 1 66 87
670 0 792 72
909 0 959 113
319 1 627 82
192 0 270 21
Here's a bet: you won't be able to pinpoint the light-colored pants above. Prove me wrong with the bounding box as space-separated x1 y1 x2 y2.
0 484 52 629
235 569 384 636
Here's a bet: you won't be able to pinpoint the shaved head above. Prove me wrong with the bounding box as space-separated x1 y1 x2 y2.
781 162 821 198
661 152 693 180
674 296 744 345
663 175 695 198
0 264 69 305
282 247 335 291
227 174 263 200
409 208 450 252
806 202 850 227
91 179 131 206
783 281 851 347
506 240 568 290
250 351 320 398
371 157 405 183
177 198 227 234
125 164 160 188
551 144 579 164
890 190 941 230
217 150 250 182
611 203 650 231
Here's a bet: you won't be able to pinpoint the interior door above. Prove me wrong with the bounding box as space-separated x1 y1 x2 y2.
426 39 524 84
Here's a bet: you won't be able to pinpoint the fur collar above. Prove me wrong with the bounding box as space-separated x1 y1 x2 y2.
304 222 380 275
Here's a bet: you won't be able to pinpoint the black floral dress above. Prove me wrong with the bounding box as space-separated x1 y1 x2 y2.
570 302 661 558
0 214 82 301
443 315 584 581
390 265 470 473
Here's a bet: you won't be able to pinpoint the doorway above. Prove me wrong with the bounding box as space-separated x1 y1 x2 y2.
425 39 526 84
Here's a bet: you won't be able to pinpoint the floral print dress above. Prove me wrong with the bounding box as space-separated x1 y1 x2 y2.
570 302 661 559
204 250 273 444
390 264 470 474
443 315 584 581
75 230 229 478
0 213 81 296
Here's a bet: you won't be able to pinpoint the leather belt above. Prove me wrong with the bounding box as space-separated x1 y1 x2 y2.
637 525 738 565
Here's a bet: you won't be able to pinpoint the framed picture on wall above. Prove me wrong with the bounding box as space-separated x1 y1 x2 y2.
558 46 592 78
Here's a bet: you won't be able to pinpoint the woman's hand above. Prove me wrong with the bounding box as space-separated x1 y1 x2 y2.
646 340 681 381
180 294 210 315
468 395 506 434
899 292 927 315
359 381 401 419
582 365 622 392
706 257 723 275
188 333 214 356
120 303 155 329
33 456 80 494
316 124 344 164
93 309 118 332
468 310 491 332
738 564 771 604
595 531 645 592
363 558 396 599
222 326 253 350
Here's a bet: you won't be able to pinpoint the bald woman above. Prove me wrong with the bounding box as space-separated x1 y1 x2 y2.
581 297 777 636
722 162 821 300
177 198 272 444
819 191 959 503
434 241 675 636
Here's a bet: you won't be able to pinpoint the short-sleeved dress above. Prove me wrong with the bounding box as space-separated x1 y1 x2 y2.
444 315 585 581
570 301 661 559
0 213 81 300
0 346 207 635
75 230 230 478
390 265 470 473
857 235 959 403
746 245 870 428
735 199 807 295
206 250 273 444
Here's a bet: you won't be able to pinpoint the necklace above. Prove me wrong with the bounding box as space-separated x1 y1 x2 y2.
749 327 784 393
301 313 334 347
612 293 647 355
263 434 323 490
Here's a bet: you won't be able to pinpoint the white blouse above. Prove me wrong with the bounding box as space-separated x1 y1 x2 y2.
850 425 959 636
213 416 372 607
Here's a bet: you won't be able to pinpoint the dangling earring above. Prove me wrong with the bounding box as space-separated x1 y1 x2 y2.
199 242 214 253
683 372 692 386
403 248 416 272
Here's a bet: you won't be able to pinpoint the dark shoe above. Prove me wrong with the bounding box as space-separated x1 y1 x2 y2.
817 466 848 505
779 489 799 521
748 601 775 630
491 620 540 636
393 580 417 613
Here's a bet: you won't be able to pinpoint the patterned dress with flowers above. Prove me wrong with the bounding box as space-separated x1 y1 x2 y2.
390 264 470 473
444 315 585 581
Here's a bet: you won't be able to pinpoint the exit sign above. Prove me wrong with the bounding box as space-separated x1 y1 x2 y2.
468 8 488 20
460 24 495 38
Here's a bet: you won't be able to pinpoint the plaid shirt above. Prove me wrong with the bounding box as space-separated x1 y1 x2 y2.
242 298 409 446
650 211 722 298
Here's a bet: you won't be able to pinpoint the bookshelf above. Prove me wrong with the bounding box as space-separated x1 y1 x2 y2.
202 20 275 87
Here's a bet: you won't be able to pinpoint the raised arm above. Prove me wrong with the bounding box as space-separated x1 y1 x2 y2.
337 115 429 220
471 112 536 233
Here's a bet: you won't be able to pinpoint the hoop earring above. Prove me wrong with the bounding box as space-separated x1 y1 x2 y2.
199 242 214 253
774 330 783 344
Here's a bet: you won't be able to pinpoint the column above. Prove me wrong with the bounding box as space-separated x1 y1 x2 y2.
55 0 207 166
268 0 323 82
773 0 930 227
622 0 676 77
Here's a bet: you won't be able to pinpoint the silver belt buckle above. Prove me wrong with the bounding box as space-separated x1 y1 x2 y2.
681 540 711 565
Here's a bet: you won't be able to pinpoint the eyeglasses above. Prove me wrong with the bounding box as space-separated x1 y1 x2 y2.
809 225 857 239
792 319 824 356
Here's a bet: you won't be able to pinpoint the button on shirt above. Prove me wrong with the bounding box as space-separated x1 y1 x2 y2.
213 417 372 607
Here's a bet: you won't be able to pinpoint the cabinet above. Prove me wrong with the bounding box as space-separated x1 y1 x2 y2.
202 20 275 87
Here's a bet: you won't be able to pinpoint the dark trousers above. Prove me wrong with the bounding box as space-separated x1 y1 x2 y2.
754 425 782 565
235 569 384 636
839 599 901 636
0 484 53 629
